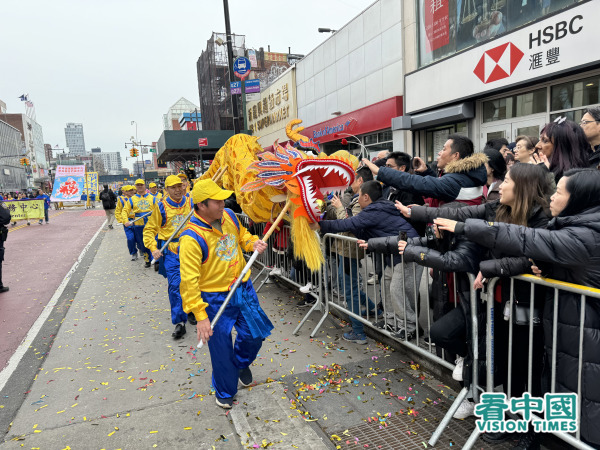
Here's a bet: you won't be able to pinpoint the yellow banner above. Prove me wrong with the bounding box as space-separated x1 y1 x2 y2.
4 200 45 221
85 172 99 197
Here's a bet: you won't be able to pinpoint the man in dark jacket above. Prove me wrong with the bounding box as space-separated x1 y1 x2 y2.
0 200 11 292
312 181 418 343
362 135 488 207
99 185 118 229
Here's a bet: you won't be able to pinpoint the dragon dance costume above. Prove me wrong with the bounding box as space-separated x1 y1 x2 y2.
122 192 157 263
143 194 193 325
115 189 138 257
179 208 273 401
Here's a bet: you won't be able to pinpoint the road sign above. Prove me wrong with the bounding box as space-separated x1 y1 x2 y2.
246 93 260 102
230 81 241 94
245 79 261 93
198 138 208 147
233 57 251 79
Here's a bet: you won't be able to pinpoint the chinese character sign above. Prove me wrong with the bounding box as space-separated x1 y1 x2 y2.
424 0 449 52
51 165 86 202
4 200 44 221
85 172 99 197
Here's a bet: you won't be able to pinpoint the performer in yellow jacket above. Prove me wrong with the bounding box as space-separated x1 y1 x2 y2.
179 179 273 409
149 182 163 201
143 175 193 339
122 179 157 267
115 186 139 259
177 173 191 196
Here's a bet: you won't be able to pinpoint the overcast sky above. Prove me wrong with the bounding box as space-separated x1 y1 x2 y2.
1 0 374 171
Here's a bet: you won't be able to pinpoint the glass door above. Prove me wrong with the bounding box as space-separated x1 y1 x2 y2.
510 116 546 141
480 123 511 144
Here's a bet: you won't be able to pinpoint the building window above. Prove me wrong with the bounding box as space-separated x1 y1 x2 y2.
550 75 600 122
417 0 583 69
424 121 468 164
482 88 546 123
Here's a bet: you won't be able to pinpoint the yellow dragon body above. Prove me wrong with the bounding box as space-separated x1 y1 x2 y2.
200 120 358 271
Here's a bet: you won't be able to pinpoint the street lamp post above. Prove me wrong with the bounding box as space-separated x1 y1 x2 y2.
131 121 144 178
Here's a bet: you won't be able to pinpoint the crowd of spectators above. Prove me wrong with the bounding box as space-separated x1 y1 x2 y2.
264 108 600 449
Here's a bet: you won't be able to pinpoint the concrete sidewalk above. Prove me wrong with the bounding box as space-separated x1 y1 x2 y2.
0 229 515 449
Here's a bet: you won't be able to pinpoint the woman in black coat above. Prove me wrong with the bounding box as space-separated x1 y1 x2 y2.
436 168 600 448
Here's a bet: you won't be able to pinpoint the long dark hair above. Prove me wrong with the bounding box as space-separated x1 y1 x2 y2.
541 119 591 180
559 168 600 217
495 163 550 226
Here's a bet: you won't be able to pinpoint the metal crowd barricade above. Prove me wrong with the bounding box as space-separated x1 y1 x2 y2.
461 275 598 450
235 214 323 297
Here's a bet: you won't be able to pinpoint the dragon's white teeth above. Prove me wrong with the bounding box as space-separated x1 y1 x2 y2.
324 166 334 177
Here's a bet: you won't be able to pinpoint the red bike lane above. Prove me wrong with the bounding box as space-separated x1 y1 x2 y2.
0 209 106 371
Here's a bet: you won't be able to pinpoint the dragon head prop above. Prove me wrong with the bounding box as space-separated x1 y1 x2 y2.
242 142 359 223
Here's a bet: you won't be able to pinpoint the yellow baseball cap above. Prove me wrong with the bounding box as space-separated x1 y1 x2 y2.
192 179 233 204
165 175 183 187
177 172 187 179
149 182 157 188
121 185 131 191
135 179 145 185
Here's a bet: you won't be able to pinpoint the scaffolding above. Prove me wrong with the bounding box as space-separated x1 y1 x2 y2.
197 32 246 131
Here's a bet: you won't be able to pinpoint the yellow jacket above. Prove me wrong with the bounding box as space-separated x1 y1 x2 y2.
152 191 164 201
115 196 133 223
121 193 156 225
179 209 258 321
143 196 192 252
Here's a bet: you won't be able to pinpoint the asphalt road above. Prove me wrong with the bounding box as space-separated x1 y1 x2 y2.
0 208 106 371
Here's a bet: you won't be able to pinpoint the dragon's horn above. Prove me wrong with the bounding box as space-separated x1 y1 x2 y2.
285 119 309 143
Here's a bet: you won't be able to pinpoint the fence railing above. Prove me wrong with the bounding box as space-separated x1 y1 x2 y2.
236 213 597 450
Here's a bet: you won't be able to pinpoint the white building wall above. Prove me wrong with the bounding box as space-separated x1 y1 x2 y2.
295 0 403 128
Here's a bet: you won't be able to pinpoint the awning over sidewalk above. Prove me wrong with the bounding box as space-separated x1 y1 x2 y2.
155 130 252 163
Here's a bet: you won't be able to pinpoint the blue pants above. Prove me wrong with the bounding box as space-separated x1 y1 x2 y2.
159 245 187 325
123 226 137 255
132 226 151 262
337 255 374 335
203 280 272 400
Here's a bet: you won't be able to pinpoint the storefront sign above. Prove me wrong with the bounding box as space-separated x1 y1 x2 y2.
406 2 597 114
246 69 297 139
300 97 403 144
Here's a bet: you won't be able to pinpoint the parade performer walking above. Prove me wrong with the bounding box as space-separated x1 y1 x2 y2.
149 182 163 201
122 179 157 267
179 179 273 409
116 186 139 259
143 175 193 339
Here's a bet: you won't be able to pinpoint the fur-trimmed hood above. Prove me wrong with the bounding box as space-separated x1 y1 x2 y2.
444 152 489 174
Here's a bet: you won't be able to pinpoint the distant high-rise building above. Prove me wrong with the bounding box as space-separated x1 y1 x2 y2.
98 152 123 174
0 120 28 189
91 147 101 153
163 98 200 130
64 123 86 156
0 113 48 185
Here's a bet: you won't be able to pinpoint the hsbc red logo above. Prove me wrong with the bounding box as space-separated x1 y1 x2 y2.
474 42 524 84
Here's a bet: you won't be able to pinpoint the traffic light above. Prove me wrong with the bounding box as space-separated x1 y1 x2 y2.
132 148 139 157
19 158 25 165
24 158 30 166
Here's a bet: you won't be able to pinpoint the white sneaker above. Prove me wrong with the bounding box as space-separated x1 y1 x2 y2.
453 399 475 419
453 356 464 381
269 267 283 276
131 254 138 261
299 282 313 294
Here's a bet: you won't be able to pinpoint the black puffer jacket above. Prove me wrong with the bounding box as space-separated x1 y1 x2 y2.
463 206 600 447
376 152 488 204
413 200 551 305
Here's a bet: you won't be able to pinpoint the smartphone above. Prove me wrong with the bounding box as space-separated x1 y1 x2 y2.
399 231 408 241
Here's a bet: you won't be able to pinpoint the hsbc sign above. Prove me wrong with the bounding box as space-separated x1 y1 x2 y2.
405 2 598 114
474 43 524 84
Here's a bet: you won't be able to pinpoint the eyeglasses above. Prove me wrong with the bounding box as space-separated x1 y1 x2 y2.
580 120 599 126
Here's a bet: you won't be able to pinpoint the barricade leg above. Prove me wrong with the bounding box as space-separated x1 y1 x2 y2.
428 387 470 447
